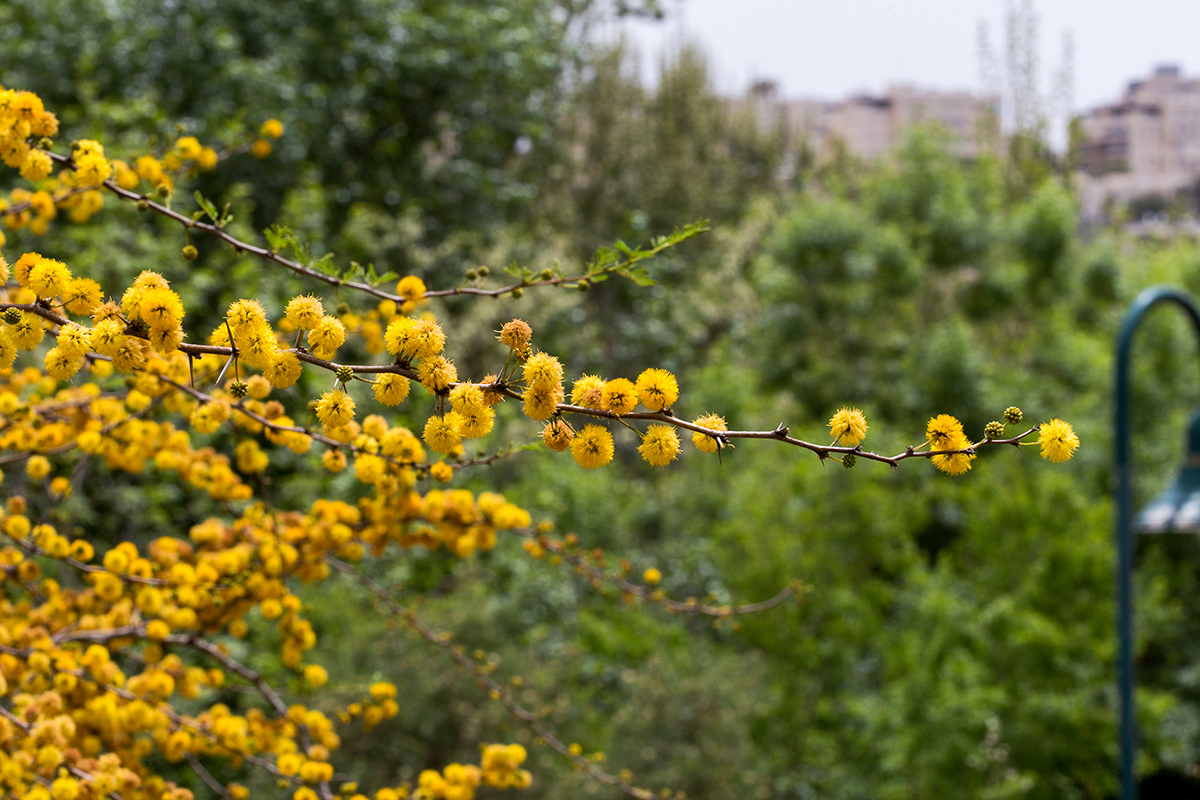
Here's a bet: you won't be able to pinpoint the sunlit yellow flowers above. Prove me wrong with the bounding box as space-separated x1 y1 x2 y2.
315 390 355 428
638 424 680 466
926 414 975 476
691 413 728 453
571 424 614 469
829 407 867 446
1038 419 1079 463
635 368 678 411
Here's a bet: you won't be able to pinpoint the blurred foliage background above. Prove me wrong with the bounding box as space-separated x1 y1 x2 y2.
5 1 1200 798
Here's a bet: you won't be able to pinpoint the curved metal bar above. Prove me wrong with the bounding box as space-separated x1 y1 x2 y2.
1114 286 1200 800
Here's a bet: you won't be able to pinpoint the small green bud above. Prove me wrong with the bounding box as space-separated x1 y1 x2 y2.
181 245 198 261
3 308 22 325
124 376 138 389
69 140 81 151
1004 406 1023 425
137 200 150 212
37 138 53 150
335 365 354 383
336 302 351 317
229 380 249 399
841 453 856 469
466 269 478 280
156 184 171 198
477 265 490 277
577 280 590 292
538 269 555 281
307 399 320 413
984 421 1005 439
511 287 524 299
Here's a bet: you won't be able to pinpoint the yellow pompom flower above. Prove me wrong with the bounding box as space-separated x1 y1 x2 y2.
27 257 71 298
410 318 446 359
19 149 52 182
226 298 267 335
261 119 285 139
635 368 679 412
252 138 272 158
308 315 346 358
322 450 347 473
396 275 426 306
303 664 328 687
829 407 868 446
286 295 325 330
571 424 614 470
523 352 563 389
523 384 562 420
457 406 495 439
175 136 203 160
926 414 965 449
931 431 975 476
315 391 356 429
643 567 662 585
265 351 303 388
56 324 92 359
430 461 454 483
74 153 111 187
44 347 83 381
542 419 574 452
423 414 464 454
690 413 727 453
1038 419 1079 463
600 378 638 416
417 355 457 393
373 373 411 406
140 287 185 329
449 383 485 414
26 455 51 480
498 319 532 351
63 277 103 315
638 424 680 467
570 374 606 408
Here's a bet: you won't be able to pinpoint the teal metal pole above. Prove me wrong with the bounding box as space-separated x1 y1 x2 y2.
1114 286 1200 800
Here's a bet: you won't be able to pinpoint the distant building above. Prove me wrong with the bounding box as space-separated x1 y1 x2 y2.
1078 65 1200 217
738 83 998 165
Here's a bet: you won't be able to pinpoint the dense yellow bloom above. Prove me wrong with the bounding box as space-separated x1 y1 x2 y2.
44 347 83 381
315 390 356 428
570 374 606 408
286 295 325 330
308 315 346 358
643 567 662 585
926 414 964 449
638 423 681 466
417 355 457 393
600 378 638 415
457 406 495 439
829 407 868 446
19 149 52 182
303 664 329 687
691 413 727 453
523 384 562 420
523 352 563 390
63 277 102 315
397 275 426 305
265 351 303 388
931 431 975 476
261 118 285 139
28 257 71 298
1038 419 1079 463
498 318 532 350
635 368 679 411
373 373 411 406
424 413 464 454
542 419 574 451
571 424 614 470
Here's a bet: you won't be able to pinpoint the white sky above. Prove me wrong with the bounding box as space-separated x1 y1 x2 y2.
619 0 1200 115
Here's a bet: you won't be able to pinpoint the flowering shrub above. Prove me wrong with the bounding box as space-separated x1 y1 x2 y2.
0 86 1077 800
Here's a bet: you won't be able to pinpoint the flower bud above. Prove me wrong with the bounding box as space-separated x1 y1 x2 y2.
335 365 354 384
229 380 249 399
984 421 1005 439
182 245 198 261
842 453 856 469
1004 406 1023 425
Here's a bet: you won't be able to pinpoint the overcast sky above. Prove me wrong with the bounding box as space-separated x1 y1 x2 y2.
619 0 1199 115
